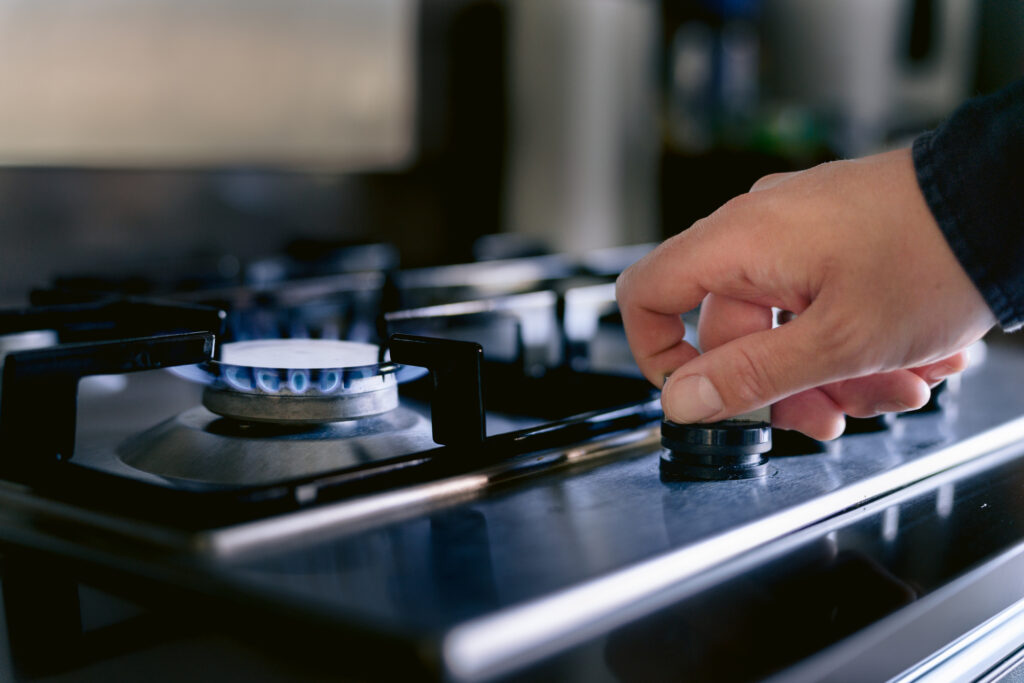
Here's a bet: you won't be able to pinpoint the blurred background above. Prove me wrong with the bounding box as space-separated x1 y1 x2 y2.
0 0 1021 305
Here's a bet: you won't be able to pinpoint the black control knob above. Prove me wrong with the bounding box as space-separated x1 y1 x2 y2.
770 428 828 456
660 418 771 481
843 414 896 434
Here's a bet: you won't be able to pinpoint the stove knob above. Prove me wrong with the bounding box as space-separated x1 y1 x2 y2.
843 414 896 434
770 428 830 456
660 418 771 481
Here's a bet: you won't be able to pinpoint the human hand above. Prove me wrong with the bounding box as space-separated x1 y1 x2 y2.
615 148 995 439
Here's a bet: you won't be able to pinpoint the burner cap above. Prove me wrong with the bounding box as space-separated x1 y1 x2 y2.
201 339 398 424
218 339 381 369
660 419 771 481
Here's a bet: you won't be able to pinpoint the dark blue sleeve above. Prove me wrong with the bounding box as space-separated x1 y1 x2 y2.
913 78 1024 331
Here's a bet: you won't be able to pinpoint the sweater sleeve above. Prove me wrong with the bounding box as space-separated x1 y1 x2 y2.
913 78 1024 331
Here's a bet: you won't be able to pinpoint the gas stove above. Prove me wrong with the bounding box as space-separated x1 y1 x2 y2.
3 245 1024 682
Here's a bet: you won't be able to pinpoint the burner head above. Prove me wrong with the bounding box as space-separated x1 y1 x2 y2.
200 340 399 424
660 418 771 481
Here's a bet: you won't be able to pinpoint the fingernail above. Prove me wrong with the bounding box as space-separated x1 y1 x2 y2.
875 400 909 414
664 374 723 423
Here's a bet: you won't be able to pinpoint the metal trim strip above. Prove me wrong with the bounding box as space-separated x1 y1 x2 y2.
442 415 1024 682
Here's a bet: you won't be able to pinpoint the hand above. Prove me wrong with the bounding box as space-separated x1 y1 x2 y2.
615 148 995 439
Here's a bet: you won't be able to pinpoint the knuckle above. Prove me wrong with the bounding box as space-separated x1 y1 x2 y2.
697 195 759 241
686 215 715 240
749 172 782 192
720 192 756 216
728 191 784 237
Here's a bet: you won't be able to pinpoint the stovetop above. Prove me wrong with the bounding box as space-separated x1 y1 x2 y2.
0 245 659 528
3 245 1024 681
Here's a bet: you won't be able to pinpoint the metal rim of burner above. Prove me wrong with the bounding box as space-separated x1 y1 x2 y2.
200 340 400 424
660 419 772 481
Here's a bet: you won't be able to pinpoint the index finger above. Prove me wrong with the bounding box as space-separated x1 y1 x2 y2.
615 237 706 386
615 205 754 386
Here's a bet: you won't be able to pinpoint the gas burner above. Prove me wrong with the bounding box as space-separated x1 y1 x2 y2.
200 339 399 425
2 266 656 513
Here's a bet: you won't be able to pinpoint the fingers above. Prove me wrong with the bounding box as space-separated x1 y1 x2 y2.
692 294 962 424
617 238 700 386
661 308 848 423
822 371 931 418
641 337 701 389
909 351 969 387
772 389 846 441
698 292 846 440
774 362 953 440
697 293 844 440
810 353 967 426
662 284 959 429
697 293 773 353
616 199 781 387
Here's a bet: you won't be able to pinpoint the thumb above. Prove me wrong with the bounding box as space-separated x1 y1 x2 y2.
662 312 849 422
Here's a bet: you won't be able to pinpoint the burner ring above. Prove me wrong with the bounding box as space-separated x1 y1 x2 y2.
200 339 400 424
202 381 398 424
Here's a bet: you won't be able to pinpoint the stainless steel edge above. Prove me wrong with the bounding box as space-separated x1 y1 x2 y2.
0 427 660 559
891 596 1024 683
768 534 1024 683
0 481 194 551
977 648 1024 683
199 427 661 557
441 415 1024 682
